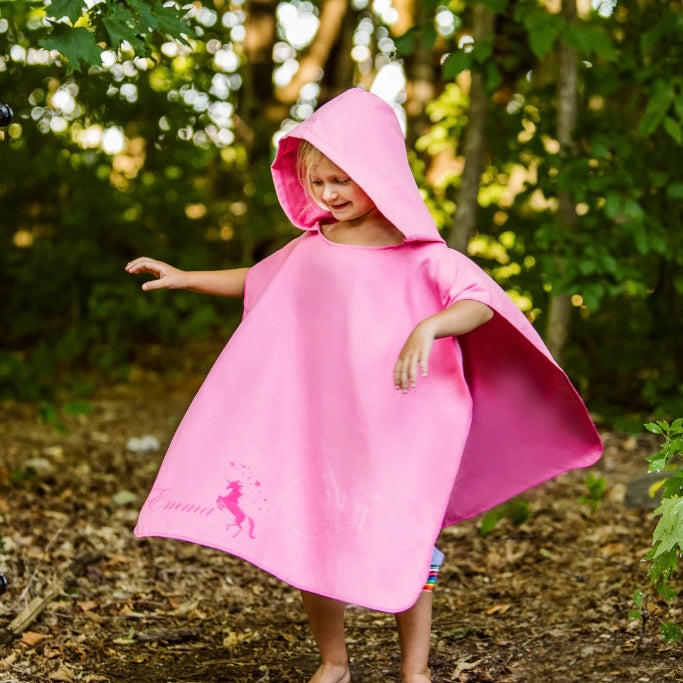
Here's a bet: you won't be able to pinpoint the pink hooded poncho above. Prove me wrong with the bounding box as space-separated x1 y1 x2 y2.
134 89 602 612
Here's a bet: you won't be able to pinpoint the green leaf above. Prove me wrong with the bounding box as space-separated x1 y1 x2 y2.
529 22 560 59
632 589 643 608
46 0 84 23
442 51 471 80
639 81 674 137
421 24 437 51
628 609 641 620
647 455 668 473
102 3 145 52
128 0 160 30
471 39 493 64
39 25 103 72
663 471 683 499
479 508 501 536
604 193 622 219
663 117 683 145
62 399 93 416
674 93 683 121
152 0 196 43
517 9 562 59
651 497 683 557
562 24 616 60
623 199 644 222
394 28 415 56
655 580 678 601
661 621 682 643
507 497 531 526
479 497 530 535
486 62 502 91
645 422 665 435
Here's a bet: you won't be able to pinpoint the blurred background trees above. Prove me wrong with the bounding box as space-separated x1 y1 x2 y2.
0 0 681 423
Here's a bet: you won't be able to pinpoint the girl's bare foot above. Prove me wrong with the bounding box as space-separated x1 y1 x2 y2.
309 662 351 683
401 672 431 683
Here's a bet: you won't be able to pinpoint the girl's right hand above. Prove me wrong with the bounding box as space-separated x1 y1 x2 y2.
125 257 189 291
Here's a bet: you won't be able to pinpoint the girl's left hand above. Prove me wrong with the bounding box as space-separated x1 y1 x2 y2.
394 319 438 393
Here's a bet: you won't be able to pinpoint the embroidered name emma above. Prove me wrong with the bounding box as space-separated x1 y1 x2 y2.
146 488 215 517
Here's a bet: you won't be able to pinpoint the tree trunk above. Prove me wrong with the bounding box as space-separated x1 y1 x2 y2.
447 3 496 253
404 0 437 148
323 7 358 98
242 0 278 123
545 0 578 361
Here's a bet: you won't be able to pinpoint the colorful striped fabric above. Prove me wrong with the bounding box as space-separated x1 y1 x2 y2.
424 547 445 591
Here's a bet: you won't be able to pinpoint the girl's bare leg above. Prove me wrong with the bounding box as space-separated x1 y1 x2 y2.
300 590 351 683
395 591 433 683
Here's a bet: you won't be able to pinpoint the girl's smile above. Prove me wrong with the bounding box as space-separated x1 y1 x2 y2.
309 156 377 222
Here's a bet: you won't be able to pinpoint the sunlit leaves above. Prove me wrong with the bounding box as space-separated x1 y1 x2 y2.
39 25 103 71
38 0 197 71
48 0 85 24
102 3 146 53
638 419 683 642
649 498 683 559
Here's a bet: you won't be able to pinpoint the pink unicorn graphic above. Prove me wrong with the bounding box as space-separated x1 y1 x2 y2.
216 480 256 539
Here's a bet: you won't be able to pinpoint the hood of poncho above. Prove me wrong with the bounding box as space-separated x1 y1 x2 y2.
271 88 444 244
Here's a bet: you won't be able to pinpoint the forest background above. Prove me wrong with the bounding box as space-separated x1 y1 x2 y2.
0 0 681 428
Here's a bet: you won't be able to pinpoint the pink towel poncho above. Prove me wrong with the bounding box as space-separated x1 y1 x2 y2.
134 89 602 612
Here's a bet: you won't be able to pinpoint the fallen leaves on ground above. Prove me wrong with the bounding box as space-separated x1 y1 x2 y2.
0 368 681 682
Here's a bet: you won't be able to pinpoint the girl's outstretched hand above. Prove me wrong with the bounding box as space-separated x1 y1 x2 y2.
125 257 188 291
394 319 437 393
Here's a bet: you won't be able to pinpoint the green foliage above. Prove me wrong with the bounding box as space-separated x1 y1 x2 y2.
40 26 103 69
0 0 680 420
424 0 683 416
660 621 682 644
36 0 197 72
38 399 93 434
479 497 530 535
0 1 291 400
645 419 683 473
577 472 607 511
628 588 644 620
636 419 683 641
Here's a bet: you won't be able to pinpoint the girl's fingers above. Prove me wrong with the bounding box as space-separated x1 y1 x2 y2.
409 356 419 388
394 351 430 392
125 257 164 274
141 277 165 291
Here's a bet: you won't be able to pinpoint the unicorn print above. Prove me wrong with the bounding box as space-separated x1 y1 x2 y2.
216 480 256 539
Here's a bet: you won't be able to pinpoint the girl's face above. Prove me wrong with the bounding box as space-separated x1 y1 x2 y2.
308 156 377 222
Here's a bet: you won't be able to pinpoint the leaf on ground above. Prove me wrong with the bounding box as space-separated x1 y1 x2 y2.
49 665 75 681
77 600 98 612
111 490 137 506
21 631 49 646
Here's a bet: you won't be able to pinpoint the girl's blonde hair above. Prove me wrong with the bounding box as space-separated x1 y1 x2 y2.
296 140 323 199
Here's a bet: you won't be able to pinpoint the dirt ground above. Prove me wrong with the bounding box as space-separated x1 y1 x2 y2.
1 357 681 682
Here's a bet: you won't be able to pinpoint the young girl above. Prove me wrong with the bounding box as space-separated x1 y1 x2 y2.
126 89 602 682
